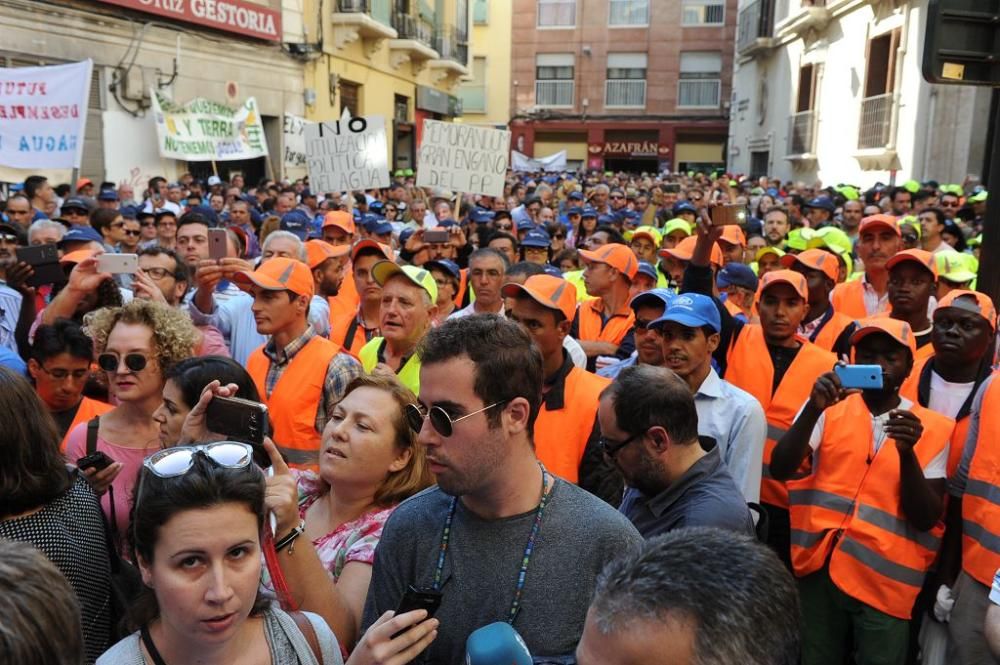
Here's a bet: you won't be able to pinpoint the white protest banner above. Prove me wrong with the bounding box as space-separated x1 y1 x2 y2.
512 149 567 172
151 90 269 161
416 120 510 198
283 113 310 169
0 59 92 169
304 115 389 193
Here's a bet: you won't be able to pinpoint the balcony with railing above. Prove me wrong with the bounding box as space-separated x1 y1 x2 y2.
677 79 721 108
857 93 894 149
332 0 397 50
388 11 438 69
737 0 775 56
428 24 469 79
605 79 646 108
787 110 816 156
775 0 831 39
535 80 574 108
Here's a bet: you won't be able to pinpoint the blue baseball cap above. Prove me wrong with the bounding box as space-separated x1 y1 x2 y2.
521 228 552 248
580 206 598 219
542 264 563 277
471 209 496 224
636 261 658 282
425 259 461 280
629 287 675 312
568 191 584 201
61 196 90 213
368 200 384 214
438 218 460 228
672 201 697 216
717 262 759 291
370 221 393 236
97 189 119 202
649 293 721 333
399 227 415 245
567 206 583 216
597 214 617 226
119 205 139 219
517 218 535 231
361 213 383 232
280 210 311 240
58 225 103 247
186 205 220 227
804 196 835 212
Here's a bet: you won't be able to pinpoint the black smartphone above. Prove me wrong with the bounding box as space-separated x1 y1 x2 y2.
77 451 114 472
16 244 66 287
391 585 443 638
662 183 681 193
205 396 271 468
424 229 450 244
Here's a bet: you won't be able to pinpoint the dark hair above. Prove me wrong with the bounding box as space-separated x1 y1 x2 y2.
601 365 699 445
506 261 547 280
0 368 71 518
941 221 968 252
594 225 627 245
128 454 267 628
487 230 518 249
890 186 912 202
177 211 212 232
468 247 510 270
24 175 48 200
30 319 93 364
164 356 261 413
90 207 120 235
553 248 580 270
419 315 543 432
921 207 946 228
590 527 800 665
147 176 166 193
138 246 190 284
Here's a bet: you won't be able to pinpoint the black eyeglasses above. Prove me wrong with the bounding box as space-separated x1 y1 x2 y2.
496 224 513 231
405 401 506 438
97 352 149 373
552 234 566 240
599 431 644 459
141 267 176 280
38 365 89 381
124 229 141 237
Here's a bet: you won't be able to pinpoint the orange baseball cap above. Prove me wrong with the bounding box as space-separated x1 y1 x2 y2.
502 275 578 321
937 289 997 331
351 238 394 263
658 235 724 267
322 210 356 235
579 243 639 280
850 317 917 356
718 225 746 247
305 239 350 269
781 248 839 282
859 214 901 237
59 248 96 265
233 257 315 299
757 269 808 301
885 248 938 278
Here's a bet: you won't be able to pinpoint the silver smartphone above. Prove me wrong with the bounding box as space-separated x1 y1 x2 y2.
97 253 138 274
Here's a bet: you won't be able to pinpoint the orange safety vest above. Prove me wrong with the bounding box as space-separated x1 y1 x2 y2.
788 394 952 618
831 279 869 320
328 298 366 360
60 396 114 452
811 310 857 354
725 324 837 508
723 297 744 319
962 376 1000 586
454 268 469 308
247 335 341 470
576 298 635 346
534 367 610 483
328 266 360 315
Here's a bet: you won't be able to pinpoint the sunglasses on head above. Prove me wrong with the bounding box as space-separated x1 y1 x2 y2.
144 441 254 478
405 401 506 437
97 352 149 373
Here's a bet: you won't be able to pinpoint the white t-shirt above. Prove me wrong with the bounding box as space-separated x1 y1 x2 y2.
804 396 948 478
928 370 976 420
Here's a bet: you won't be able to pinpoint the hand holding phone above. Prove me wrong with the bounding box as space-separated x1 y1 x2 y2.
710 204 749 226
391 586 443 638
77 451 114 472
205 395 271 467
97 253 138 274
16 244 65 287
834 364 884 390
424 229 449 244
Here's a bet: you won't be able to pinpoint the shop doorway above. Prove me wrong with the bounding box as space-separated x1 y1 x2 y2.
603 157 659 173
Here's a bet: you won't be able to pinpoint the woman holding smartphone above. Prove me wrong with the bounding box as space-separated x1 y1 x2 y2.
64 299 199 538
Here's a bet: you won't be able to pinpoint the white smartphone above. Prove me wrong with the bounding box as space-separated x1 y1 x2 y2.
97 253 138 274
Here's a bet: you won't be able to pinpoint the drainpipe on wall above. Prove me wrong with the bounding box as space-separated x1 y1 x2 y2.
887 2 910 156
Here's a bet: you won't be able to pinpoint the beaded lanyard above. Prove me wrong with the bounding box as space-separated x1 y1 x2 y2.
432 463 552 625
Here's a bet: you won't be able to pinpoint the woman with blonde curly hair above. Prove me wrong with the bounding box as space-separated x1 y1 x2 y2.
64 299 199 539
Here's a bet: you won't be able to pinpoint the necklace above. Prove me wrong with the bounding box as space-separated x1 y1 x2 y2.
432 463 552 625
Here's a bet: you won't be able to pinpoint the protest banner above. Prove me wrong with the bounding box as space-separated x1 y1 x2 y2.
283 113 310 169
304 115 389 193
416 120 510 198
151 90 269 161
0 59 93 170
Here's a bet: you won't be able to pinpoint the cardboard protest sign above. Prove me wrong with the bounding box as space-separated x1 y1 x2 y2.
416 120 510 198
0 59 92 169
304 115 389 193
151 90 269 161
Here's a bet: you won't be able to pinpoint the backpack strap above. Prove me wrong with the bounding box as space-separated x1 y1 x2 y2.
86 415 100 455
86 415 119 548
289 611 322 664
344 317 360 351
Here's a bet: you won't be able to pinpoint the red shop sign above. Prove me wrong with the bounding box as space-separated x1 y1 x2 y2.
97 0 281 42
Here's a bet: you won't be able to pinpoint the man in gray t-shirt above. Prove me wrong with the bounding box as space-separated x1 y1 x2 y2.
361 315 641 664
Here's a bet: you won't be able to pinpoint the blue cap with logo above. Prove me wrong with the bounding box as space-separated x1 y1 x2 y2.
717 262 759 291
597 214 617 226
636 260 658 282
97 189 119 202
521 228 552 248
580 206 598 219
61 196 91 213
425 258 461 280
471 209 496 224
649 292 721 333
804 196 835 212
280 210 312 240
58 225 103 247
672 201 697 216
567 206 583 216
568 191 584 201
629 287 675 312
517 218 535 231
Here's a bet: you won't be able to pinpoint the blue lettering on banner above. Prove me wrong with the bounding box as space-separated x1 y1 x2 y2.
17 134 78 152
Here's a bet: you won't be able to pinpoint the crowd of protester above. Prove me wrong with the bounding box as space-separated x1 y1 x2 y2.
0 167 997 664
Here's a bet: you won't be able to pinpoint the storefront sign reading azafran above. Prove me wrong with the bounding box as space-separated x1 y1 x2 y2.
417 120 510 198
304 115 389 193
151 91 269 161
97 0 281 41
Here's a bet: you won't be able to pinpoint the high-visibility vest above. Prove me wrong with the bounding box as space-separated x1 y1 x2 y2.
60 396 114 452
455 268 469 308
329 299 366 360
247 335 341 469
812 310 857 354
914 341 935 363
959 377 1000 586
725 324 837 508
359 337 422 396
535 367 610 483
328 266 360 314
576 298 635 347
723 297 743 320
831 279 869 319
788 394 952 618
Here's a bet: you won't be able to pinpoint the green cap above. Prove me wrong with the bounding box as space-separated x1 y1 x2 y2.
394 169 404 177
810 226 853 254
937 252 978 284
662 219 693 237
969 233 983 247
969 191 988 203
785 228 810 252
371 261 438 303
903 179 921 194
941 184 964 196
836 185 860 201
404 168 414 176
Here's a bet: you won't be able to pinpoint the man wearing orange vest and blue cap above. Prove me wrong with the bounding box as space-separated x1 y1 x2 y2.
771 317 953 665
504 274 621 505
235 257 361 469
572 243 639 372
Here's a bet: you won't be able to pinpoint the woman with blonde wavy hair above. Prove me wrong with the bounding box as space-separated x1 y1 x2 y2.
64 299 199 539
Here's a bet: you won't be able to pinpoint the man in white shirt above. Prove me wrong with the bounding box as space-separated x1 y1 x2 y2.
450 248 507 318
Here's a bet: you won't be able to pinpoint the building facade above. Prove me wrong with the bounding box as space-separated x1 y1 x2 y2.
508 0 737 173
1 0 308 187
727 0 992 185
303 0 470 172
456 0 512 129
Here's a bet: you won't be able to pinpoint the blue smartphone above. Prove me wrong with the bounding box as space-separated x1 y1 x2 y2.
835 364 884 390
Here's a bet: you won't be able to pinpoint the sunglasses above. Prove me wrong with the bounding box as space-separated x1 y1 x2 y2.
552 233 566 240
0 234 18 244
599 431 644 459
141 221 156 227
97 352 149 373
496 224 513 231
610 195 624 200
124 229 141 237
405 401 506 437
144 441 254 478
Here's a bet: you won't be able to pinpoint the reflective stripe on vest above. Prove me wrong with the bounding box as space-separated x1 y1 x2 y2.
959 376 1000 585
725 324 837 509
246 335 341 470
576 299 635 346
535 367 610 483
788 394 951 618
